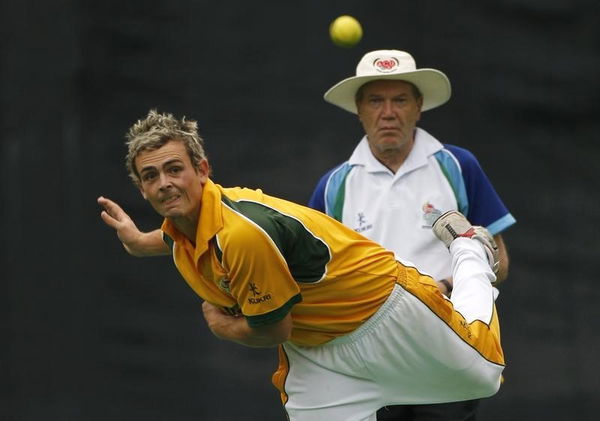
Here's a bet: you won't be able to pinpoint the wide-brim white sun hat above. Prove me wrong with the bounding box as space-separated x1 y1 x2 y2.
324 50 451 114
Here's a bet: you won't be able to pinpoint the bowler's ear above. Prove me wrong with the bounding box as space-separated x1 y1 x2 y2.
138 183 148 200
198 158 210 183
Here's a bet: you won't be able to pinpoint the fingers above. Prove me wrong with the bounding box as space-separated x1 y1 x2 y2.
98 196 129 230
97 196 125 218
99 209 119 229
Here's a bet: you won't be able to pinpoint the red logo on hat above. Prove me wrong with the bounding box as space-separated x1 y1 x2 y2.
374 57 399 73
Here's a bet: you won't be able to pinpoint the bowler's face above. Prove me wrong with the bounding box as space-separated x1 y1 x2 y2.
135 140 208 222
356 80 423 157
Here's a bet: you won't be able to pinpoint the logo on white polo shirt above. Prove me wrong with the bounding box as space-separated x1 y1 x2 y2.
354 212 373 233
422 202 442 228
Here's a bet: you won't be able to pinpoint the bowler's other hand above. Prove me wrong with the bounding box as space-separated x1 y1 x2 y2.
201 301 292 347
202 301 242 339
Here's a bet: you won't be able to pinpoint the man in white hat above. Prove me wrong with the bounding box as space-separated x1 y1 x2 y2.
309 50 516 420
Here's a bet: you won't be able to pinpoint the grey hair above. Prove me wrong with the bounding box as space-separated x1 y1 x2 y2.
125 109 207 185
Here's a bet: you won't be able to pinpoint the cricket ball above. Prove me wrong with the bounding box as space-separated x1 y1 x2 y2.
329 15 363 48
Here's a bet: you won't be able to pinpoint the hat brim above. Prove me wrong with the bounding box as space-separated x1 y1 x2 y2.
323 69 451 114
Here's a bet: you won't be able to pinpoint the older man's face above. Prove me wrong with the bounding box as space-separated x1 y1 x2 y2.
356 80 423 158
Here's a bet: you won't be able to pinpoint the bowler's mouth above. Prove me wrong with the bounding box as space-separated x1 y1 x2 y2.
162 194 181 205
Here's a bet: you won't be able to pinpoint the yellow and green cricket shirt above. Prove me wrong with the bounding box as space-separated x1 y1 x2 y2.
161 179 400 346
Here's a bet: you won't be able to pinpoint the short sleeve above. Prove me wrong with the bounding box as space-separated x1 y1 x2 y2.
220 222 302 327
444 145 516 235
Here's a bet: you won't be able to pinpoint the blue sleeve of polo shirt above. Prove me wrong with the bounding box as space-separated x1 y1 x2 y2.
444 144 516 235
308 167 336 211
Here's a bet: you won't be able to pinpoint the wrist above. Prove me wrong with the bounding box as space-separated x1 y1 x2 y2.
123 232 145 256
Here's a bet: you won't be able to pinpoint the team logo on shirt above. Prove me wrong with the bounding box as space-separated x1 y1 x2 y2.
248 282 272 304
354 212 373 233
422 202 443 228
249 283 261 296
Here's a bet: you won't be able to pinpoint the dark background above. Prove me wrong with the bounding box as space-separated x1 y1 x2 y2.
2 1 599 420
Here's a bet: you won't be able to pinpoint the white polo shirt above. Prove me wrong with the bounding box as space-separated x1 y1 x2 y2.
308 128 516 281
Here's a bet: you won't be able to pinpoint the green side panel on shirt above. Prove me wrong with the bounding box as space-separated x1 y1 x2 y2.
210 236 223 263
162 232 175 251
221 195 330 284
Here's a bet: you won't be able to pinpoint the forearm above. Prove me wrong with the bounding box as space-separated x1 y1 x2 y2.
438 234 509 292
125 229 170 257
493 234 509 283
203 302 292 348
210 318 285 348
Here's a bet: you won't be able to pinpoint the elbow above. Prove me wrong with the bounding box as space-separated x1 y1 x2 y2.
256 327 292 348
257 335 289 348
248 315 293 348
272 329 292 346
244 333 289 349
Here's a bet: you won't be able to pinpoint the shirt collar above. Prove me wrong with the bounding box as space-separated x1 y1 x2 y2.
348 127 444 177
161 178 223 261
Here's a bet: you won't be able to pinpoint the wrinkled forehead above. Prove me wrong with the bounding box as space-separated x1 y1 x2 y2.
359 79 417 95
135 139 189 171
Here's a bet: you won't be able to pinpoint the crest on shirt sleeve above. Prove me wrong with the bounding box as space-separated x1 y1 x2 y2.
218 277 232 294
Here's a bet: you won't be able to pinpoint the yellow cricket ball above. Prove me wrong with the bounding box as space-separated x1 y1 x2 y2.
329 15 363 48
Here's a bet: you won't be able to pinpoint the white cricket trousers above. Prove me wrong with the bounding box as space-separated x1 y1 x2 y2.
280 238 504 421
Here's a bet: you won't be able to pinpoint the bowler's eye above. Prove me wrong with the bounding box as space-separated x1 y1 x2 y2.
369 97 383 105
141 171 157 182
168 165 183 174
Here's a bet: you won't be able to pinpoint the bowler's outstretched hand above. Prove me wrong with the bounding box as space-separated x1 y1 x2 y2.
97 196 169 257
